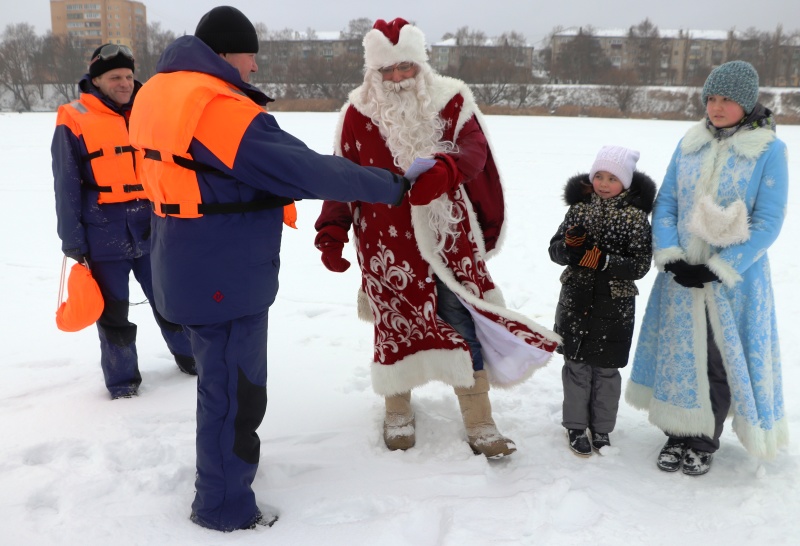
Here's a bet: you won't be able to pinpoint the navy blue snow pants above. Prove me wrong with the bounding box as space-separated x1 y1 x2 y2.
436 279 483 371
91 256 193 398
186 310 269 532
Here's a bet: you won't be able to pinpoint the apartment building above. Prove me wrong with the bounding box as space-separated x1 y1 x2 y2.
50 0 147 56
430 38 534 79
551 27 799 86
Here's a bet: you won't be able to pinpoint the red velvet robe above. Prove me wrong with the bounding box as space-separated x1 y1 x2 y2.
317 76 559 395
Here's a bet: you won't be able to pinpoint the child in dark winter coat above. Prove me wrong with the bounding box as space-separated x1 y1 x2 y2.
548 145 656 456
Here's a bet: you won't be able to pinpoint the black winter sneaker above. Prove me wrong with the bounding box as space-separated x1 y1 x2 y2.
567 428 592 457
175 354 198 375
590 431 611 452
682 447 713 476
656 440 686 472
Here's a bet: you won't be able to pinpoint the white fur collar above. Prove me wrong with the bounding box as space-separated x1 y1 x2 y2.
680 120 775 159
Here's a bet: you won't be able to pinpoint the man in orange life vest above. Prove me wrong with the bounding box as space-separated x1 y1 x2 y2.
128 6 412 532
52 44 196 400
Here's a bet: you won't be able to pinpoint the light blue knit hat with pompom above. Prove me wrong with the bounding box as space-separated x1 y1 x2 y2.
701 60 760 114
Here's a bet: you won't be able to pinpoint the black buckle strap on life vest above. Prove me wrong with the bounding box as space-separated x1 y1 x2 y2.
84 145 136 161
143 148 294 216
83 182 144 193
143 148 225 175
157 196 294 216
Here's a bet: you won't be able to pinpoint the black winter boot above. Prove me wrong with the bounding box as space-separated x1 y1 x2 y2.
656 440 686 472
682 447 713 476
567 428 591 457
590 431 611 452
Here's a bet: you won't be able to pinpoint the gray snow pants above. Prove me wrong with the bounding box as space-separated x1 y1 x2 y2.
561 359 621 434
665 313 731 453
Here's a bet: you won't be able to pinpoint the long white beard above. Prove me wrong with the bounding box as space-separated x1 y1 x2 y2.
360 70 454 172
359 69 464 254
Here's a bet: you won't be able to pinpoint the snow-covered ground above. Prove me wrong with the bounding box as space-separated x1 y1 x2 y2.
1 112 798 545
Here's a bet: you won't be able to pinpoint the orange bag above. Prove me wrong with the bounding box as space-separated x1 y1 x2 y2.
55 257 104 332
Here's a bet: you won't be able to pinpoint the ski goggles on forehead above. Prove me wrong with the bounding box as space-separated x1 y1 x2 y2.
90 44 134 64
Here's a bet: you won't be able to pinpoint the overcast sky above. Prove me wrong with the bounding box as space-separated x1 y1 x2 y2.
8 0 800 46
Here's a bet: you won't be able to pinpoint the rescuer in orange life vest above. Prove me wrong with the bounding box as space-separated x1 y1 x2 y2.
128 6 417 533
52 44 196 399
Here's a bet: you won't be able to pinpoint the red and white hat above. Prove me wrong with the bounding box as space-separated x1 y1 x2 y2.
363 18 428 70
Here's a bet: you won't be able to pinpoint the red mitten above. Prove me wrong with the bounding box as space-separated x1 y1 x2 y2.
314 225 351 273
408 154 462 206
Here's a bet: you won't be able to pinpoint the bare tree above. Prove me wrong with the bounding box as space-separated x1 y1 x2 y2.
497 31 527 47
40 32 85 104
135 22 177 82
341 18 373 41
253 22 268 42
0 23 40 111
287 51 362 102
629 18 662 84
608 84 637 114
270 28 300 41
453 27 487 46
552 27 611 84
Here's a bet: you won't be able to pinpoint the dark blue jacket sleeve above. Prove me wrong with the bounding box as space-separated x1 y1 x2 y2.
190 111 407 206
51 124 88 255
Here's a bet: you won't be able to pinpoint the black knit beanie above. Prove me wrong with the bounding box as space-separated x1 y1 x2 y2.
88 44 135 79
195 6 259 54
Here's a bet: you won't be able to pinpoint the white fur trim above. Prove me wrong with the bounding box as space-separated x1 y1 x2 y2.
687 195 750 247
680 119 775 158
357 287 374 322
624 378 653 410
371 348 474 395
363 24 428 70
731 416 789 460
483 287 505 307
653 247 686 270
706 254 742 287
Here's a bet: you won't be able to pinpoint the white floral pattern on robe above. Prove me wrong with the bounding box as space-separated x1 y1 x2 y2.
626 120 789 459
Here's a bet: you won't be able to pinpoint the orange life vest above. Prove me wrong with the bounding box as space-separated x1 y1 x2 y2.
129 71 296 225
56 94 146 204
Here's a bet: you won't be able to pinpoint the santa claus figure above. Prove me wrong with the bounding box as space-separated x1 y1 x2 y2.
315 18 559 459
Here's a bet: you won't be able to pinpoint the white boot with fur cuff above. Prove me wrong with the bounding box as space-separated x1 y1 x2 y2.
383 391 415 451
454 370 517 459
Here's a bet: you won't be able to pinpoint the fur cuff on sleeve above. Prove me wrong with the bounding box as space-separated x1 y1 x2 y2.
654 247 686 271
706 254 742 288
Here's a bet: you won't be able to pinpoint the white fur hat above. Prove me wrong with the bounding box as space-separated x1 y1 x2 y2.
363 18 428 70
589 145 640 189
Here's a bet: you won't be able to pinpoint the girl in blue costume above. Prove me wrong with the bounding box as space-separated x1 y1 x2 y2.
626 61 789 475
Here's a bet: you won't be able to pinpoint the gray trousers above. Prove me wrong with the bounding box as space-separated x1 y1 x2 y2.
561 359 621 434
665 314 731 453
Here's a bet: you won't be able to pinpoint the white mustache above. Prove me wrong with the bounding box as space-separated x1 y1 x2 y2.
382 77 416 93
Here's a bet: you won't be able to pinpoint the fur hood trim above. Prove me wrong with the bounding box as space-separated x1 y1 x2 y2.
680 120 776 158
562 171 657 213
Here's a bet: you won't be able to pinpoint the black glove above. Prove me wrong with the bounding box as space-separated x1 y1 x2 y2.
665 260 719 288
64 248 87 264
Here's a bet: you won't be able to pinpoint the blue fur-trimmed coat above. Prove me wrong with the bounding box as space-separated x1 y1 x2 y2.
549 172 656 368
626 120 789 459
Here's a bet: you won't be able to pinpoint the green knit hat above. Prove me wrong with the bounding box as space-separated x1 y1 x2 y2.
701 60 759 114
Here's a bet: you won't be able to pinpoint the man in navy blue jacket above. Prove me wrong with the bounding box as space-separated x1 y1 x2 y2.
53 44 195 400
129 6 412 532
